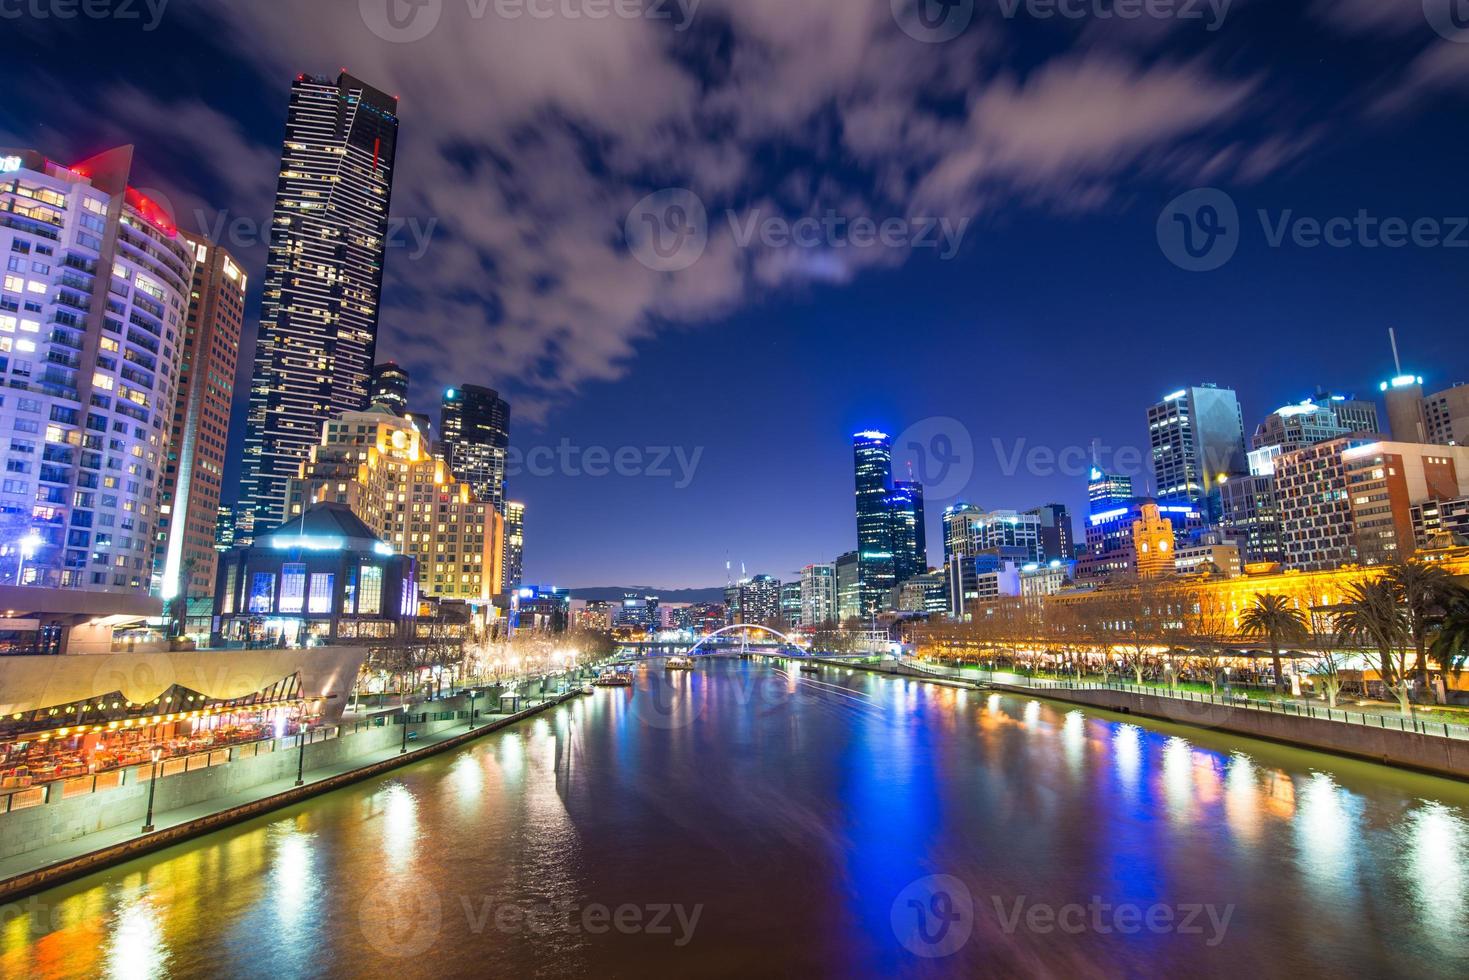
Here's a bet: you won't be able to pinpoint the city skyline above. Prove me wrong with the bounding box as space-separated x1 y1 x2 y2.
4 2 1466 588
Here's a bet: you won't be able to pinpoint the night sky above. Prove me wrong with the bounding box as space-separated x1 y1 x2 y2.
3 0 1465 589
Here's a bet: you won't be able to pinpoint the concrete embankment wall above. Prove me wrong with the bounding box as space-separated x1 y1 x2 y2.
0 691 581 901
992 684 1469 779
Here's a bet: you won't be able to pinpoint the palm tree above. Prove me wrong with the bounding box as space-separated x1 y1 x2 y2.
1430 587 1469 684
1386 562 1456 686
1239 593 1309 694
1336 579 1412 714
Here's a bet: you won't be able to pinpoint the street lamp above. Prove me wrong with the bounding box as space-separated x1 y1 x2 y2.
467 689 477 731
141 746 162 833
295 719 310 787
15 530 42 586
400 703 410 754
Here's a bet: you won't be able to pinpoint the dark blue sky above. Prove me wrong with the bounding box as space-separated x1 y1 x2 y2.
3 1 1465 588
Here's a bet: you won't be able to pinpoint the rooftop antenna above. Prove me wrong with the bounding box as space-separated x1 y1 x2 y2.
1389 327 1403 375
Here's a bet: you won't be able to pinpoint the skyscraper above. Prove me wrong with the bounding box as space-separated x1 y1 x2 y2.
155 232 245 604
503 500 524 591
889 479 926 583
853 430 896 616
0 146 193 594
1087 467 1134 509
1148 384 1246 513
1027 503 1074 562
370 361 410 415
799 563 837 626
240 71 400 534
442 385 511 514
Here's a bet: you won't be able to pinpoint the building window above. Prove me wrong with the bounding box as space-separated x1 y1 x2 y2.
248 572 275 614
222 564 237 615
309 573 334 614
279 563 306 613
358 565 383 615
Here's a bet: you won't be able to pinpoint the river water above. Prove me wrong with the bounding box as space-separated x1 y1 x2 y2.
2 658 1467 979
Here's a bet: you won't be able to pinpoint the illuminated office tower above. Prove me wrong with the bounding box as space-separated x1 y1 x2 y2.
1147 384 1246 514
889 479 927 583
240 72 400 534
442 384 511 514
800 563 837 626
942 503 983 560
503 500 524 591
1087 466 1134 509
853 430 896 615
155 232 245 605
370 361 410 415
0 146 192 594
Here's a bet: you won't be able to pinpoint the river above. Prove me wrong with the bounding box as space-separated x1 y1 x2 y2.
2 658 1467 978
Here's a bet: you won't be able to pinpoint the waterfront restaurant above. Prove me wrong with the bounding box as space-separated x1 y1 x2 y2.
213 503 418 647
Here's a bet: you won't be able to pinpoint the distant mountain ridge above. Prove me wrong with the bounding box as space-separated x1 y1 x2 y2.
567 586 726 603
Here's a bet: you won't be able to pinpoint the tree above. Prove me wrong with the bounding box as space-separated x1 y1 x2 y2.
1239 593 1309 694
1429 586 1469 686
1306 608 1348 708
1386 562 1456 686
1336 580 1412 715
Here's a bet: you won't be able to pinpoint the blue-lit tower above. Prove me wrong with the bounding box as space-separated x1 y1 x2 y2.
854 431 896 616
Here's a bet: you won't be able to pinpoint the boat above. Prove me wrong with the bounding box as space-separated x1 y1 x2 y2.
799 663 820 675
592 666 635 688
665 656 693 670
580 684 595 695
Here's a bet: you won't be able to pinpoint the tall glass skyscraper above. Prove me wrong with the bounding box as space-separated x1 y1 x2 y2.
889 480 926 583
240 72 399 535
1147 384 1246 514
503 500 524 591
442 384 511 514
369 361 410 415
853 431 896 616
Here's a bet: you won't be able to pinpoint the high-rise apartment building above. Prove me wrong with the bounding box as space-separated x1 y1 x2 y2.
1147 385 1246 512
1275 435 1376 570
370 361 410 415
1343 442 1469 564
889 479 926 583
725 574 781 626
1309 388 1380 434
853 430 896 615
240 72 400 533
0 146 193 594
1087 466 1134 508
1219 474 1283 565
799 562 837 626
942 503 983 561
285 406 503 604
442 385 510 514
503 500 524 592
944 507 1044 564
155 232 245 602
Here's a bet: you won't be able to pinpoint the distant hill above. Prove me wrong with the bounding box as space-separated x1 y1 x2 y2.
568 586 726 603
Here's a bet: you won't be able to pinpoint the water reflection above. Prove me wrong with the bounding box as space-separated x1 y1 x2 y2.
4 661 1469 978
